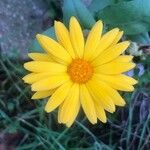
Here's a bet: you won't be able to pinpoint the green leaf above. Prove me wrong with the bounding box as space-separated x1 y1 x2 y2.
97 0 150 35
8 121 20 133
63 0 95 29
127 32 150 44
29 27 56 53
88 0 112 16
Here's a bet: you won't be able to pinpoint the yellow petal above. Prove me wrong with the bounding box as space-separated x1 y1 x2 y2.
94 74 136 91
28 53 53 61
59 83 79 124
94 103 107 123
120 74 138 85
113 55 133 63
87 80 115 113
32 90 55 99
93 75 126 106
90 28 119 61
36 34 72 64
104 87 126 106
31 74 69 91
80 84 97 124
94 62 136 75
24 61 67 73
58 104 63 123
92 41 130 66
23 73 52 84
84 20 103 60
69 17 84 58
66 99 80 127
110 31 123 46
45 81 72 113
54 21 75 58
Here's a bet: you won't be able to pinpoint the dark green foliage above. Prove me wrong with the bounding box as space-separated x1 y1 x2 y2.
63 0 96 29
97 0 150 35
88 0 112 16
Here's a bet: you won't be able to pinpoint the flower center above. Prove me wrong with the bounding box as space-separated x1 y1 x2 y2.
67 59 93 83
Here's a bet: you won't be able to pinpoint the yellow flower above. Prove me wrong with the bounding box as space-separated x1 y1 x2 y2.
23 17 137 127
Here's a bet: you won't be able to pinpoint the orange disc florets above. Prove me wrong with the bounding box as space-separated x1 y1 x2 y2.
67 59 93 83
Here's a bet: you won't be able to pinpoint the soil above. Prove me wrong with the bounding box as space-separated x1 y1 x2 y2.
0 0 48 59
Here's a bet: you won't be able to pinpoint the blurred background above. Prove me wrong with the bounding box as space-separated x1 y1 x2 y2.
0 0 150 150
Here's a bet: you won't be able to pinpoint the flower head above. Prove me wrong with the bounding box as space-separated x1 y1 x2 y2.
23 17 137 127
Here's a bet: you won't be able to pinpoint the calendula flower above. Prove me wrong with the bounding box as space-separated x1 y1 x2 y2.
23 17 137 127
